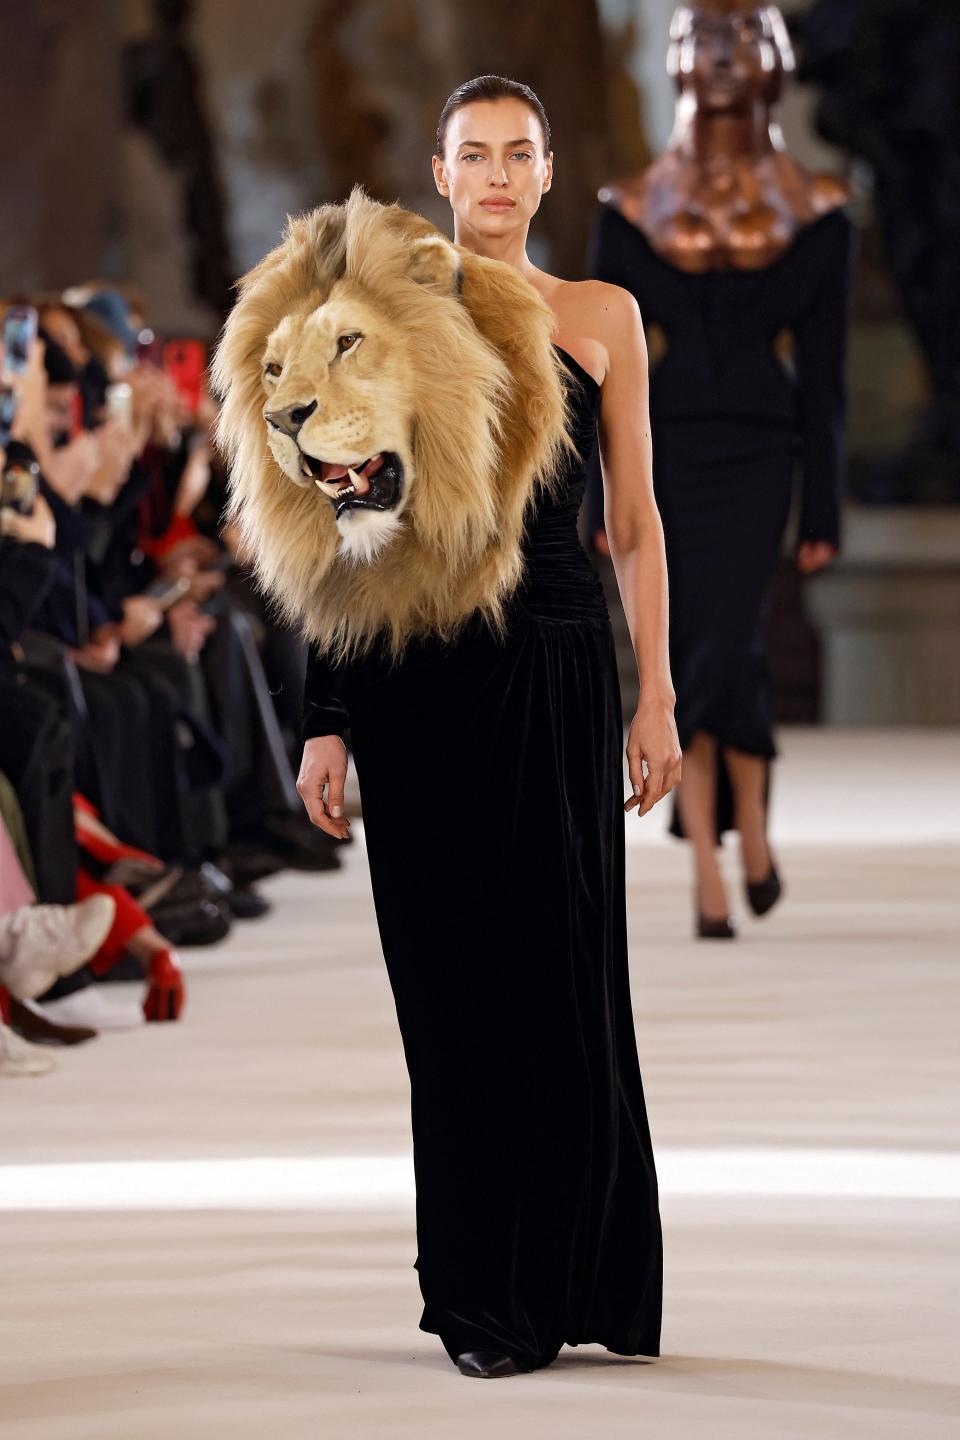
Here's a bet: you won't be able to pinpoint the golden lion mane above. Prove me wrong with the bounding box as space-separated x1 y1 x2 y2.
210 185 579 664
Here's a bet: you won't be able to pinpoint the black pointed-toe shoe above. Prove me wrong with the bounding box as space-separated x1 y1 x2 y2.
745 860 783 917
696 910 736 939
695 887 736 939
456 1350 529 1378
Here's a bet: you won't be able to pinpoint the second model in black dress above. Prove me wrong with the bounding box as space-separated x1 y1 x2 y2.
588 204 856 843
302 345 662 1371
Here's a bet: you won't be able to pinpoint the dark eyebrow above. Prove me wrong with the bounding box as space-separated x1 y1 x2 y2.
456 138 537 149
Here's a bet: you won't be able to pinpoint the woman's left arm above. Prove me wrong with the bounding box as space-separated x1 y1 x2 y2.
594 283 682 818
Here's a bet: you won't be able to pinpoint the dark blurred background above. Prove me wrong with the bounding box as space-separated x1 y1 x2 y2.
3 0 957 728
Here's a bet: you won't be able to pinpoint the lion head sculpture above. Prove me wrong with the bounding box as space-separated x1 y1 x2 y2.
210 185 580 664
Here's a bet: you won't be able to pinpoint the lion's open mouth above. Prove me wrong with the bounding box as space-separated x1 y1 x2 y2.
299 449 404 518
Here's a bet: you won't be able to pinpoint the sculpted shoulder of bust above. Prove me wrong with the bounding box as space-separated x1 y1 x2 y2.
599 2 850 273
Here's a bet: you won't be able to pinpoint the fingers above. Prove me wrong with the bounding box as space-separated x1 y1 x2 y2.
326 775 346 823
295 767 330 833
301 782 351 840
635 767 666 817
296 744 351 840
624 754 647 813
623 754 682 817
321 767 351 839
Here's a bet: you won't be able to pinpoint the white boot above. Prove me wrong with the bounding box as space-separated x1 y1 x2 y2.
0 1020 59 1077
28 987 144 1030
0 894 117 1002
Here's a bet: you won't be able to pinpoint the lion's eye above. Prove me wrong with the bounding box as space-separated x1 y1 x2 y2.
337 333 361 354
264 361 282 378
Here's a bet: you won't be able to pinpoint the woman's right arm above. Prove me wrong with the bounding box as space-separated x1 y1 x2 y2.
297 646 352 840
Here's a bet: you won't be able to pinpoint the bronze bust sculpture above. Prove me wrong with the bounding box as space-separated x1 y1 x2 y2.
599 1 850 273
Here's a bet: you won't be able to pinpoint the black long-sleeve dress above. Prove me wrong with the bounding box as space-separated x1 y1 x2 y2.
302 344 662 1371
587 204 857 843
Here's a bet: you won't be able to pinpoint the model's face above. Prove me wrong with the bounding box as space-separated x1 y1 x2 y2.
670 6 781 112
433 98 552 232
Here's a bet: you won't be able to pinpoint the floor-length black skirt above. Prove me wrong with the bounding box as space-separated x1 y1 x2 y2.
344 582 663 1369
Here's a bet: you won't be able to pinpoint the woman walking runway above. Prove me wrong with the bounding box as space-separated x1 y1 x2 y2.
233 76 681 1377
303 339 663 1374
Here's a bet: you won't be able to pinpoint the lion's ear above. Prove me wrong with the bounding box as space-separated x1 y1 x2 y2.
406 235 462 296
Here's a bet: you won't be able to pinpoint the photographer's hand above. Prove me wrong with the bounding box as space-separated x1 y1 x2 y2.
0 494 56 548
118 595 165 646
70 632 121 674
43 431 99 504
796 540 837 574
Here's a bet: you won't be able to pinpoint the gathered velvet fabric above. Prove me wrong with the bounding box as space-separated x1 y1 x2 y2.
302 345 663 1370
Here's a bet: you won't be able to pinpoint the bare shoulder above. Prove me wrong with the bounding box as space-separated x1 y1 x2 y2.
548 278 641 386
582 282 645 386
588 280 643 341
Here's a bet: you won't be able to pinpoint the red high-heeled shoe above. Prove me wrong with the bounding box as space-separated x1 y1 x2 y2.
142 949 186 1022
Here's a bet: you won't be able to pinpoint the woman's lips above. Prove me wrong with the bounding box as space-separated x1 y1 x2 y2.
481 199 514 209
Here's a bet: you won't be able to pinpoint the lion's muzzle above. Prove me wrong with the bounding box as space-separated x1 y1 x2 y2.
265 399 318 441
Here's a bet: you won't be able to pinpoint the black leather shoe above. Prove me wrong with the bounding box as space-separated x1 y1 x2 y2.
456 1350 529 1378
696 911 736 939
745 860 783 917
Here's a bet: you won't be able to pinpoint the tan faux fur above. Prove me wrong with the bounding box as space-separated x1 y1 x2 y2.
211 185 579 664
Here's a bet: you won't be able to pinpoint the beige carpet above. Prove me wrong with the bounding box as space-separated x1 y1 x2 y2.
1 727 958 1438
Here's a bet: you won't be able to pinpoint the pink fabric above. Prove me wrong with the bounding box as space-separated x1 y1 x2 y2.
0 819 35 914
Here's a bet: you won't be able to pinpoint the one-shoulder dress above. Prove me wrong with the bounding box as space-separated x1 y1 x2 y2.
301 344 663 1371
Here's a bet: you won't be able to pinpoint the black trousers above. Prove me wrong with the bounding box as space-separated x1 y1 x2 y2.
0 676 78 904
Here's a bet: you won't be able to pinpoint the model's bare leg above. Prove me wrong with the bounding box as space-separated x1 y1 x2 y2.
675 730 729 919
723 746 772 883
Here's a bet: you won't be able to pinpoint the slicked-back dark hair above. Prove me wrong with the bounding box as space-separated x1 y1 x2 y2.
435 75 551 161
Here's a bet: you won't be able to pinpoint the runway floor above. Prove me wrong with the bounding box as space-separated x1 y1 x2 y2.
1 726 958 1438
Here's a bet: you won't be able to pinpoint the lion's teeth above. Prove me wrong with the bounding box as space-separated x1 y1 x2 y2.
313 473 359 499
347 467 363 485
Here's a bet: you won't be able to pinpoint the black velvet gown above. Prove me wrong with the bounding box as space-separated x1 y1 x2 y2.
301 345 662 1370
587 204 857 843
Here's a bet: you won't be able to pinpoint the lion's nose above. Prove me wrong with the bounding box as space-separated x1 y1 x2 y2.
265 399 318 440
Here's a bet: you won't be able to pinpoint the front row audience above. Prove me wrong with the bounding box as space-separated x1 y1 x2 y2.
0 285 346 1075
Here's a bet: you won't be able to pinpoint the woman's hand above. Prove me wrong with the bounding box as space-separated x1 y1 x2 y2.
84 419 140 505
0 494 56 548
297 735 352 840
160 533 221 577
796 539 837 574
624 694 682 819
173 437 212 517
43 431 100 504
118 595 165 646
70 633 121 675
167 598 215 660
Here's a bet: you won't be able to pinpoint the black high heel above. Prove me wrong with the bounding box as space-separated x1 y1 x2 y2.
695 886 736 939
745 859 783 917
696 910 736 939
456 1350 530 1378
